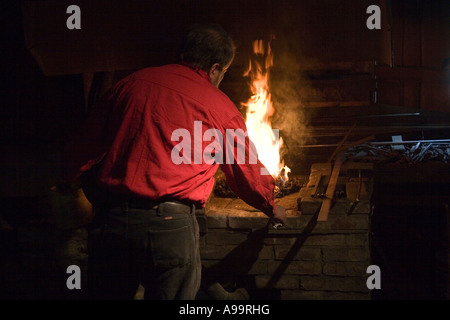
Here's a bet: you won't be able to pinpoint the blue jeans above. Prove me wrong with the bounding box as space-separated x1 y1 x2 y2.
86 203 201 300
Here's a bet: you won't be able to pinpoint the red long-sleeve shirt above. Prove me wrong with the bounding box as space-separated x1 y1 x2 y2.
62 64 276 217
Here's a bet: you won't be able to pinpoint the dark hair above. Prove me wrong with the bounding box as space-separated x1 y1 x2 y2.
177 23 236 72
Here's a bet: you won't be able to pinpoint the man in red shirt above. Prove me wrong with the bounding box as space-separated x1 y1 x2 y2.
62 23 286 300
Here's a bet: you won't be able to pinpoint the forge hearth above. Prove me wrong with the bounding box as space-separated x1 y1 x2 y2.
201 137 450 300
200 162 373 300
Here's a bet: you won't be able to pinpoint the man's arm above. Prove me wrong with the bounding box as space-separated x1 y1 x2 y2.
219 115 286 225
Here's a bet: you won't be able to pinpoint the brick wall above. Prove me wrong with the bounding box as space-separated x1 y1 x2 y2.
198 190 373 300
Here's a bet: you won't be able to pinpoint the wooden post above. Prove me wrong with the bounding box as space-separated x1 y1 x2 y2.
318 152 345 221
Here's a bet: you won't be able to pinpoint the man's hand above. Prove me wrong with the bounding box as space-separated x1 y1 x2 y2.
50 181 94 229
271 204 287 229
50 181 81 196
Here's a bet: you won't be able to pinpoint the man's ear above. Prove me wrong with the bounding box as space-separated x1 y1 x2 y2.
208 63 221 77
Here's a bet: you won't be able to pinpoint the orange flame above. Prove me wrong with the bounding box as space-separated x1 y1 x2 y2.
242 39 290 182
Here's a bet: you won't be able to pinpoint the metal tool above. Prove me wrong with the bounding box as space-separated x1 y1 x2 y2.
271 220 284 230
313 174 327 198
347 169 362 216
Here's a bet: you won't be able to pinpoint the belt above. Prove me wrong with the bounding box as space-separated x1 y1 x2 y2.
125 197 194 215
91 186 195 215
155 201 194 215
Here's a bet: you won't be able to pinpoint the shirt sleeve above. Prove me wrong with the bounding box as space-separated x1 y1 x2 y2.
219 114 276 218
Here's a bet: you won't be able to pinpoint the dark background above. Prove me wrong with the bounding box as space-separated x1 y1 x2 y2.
1 0 449 300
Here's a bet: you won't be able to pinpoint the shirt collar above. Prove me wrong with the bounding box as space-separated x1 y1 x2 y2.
178 62 211 83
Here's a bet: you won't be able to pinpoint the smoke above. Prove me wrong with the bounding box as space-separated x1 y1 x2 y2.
268 34 318 168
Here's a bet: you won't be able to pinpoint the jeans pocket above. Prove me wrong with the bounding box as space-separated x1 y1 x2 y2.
148 225 193 268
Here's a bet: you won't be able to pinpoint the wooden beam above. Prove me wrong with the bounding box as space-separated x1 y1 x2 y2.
328 123 356 163
318 152 345 221
343 135 376 150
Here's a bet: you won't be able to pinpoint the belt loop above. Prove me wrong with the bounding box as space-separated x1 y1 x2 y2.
156 203 162 216
191 204 195 215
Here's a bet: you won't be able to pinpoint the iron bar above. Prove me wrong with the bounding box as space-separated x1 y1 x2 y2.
297 139 450 148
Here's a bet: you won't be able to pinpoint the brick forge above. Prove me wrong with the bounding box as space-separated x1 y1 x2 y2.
198 168 373 300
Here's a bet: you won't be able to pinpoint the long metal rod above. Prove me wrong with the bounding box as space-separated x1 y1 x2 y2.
370 139 450 145
311 112 422 123
297 139 450 148
300 125 450 138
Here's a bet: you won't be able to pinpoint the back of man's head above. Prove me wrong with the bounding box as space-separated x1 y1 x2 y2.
177 23 236 72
